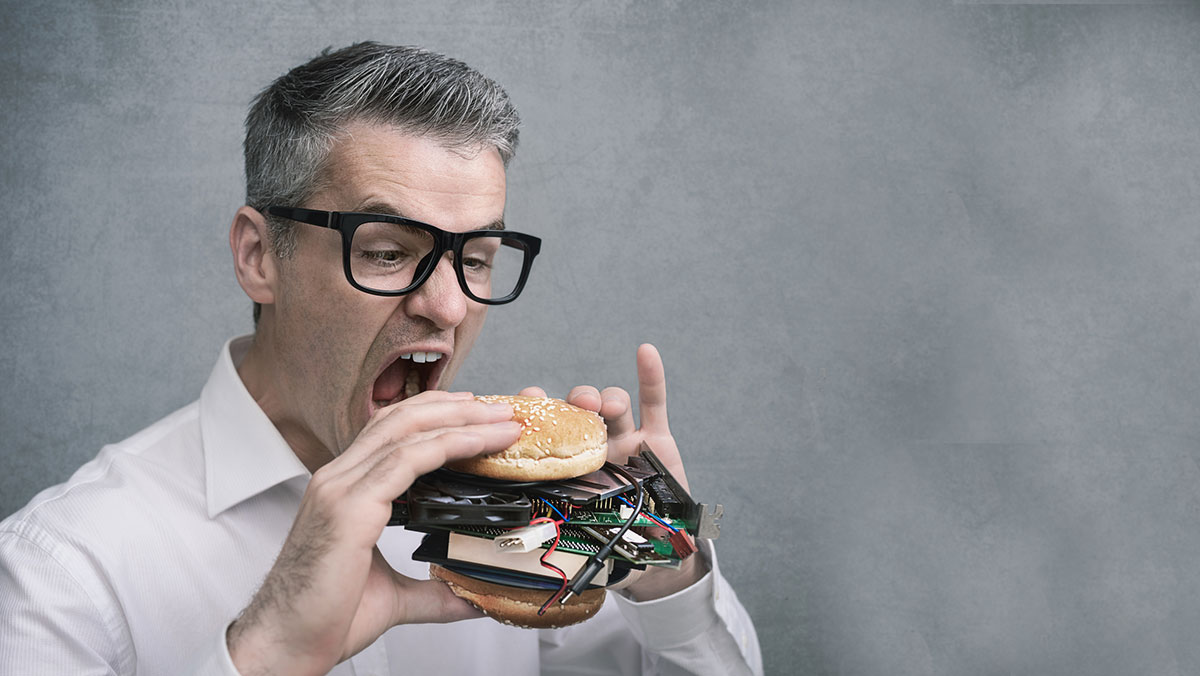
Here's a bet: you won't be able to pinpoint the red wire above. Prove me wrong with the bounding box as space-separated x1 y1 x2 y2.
537 521 569 615
517 515 570 614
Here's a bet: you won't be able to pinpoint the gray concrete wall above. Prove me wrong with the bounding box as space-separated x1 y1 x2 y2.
4 2 1200 674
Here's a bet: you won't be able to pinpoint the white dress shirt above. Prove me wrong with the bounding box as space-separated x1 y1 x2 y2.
0 337 761 675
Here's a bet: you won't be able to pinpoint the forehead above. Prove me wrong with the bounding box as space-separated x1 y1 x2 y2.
317 122 507 228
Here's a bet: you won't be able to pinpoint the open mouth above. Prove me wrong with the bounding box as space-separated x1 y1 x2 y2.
371 351 446 411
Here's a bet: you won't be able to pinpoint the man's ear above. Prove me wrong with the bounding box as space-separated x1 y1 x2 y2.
230 206 277 305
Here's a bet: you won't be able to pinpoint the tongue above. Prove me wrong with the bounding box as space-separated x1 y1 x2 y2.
373 359 410 405
405 369 421 398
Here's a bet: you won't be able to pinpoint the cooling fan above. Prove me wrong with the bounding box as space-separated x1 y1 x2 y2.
391 475 532 527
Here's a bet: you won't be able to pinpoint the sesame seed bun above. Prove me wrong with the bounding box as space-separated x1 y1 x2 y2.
430 564 606 629
447 395 608 481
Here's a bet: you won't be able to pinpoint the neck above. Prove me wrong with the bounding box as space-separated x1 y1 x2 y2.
237 328 335 474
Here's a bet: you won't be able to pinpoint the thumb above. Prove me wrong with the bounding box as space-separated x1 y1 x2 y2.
391 574 485 625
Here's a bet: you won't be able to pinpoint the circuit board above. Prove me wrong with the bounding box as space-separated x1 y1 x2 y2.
438 523 679 566
395 445 718 593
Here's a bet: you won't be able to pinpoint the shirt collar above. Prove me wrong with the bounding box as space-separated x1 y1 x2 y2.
200 335 310 518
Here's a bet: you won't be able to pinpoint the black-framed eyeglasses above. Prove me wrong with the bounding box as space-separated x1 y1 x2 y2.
267 206 541 305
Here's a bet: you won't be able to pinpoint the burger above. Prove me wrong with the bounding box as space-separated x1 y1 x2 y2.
429 562 608 629
433 394 611 628
446 394 608 481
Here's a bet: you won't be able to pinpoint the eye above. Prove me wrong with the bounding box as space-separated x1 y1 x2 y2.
461 237 500 275
352 222 434 269
362 248 409 264
461 254 492 272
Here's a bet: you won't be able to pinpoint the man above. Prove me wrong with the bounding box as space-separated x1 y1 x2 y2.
0 43 761 674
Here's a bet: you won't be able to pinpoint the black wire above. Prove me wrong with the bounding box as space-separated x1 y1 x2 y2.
556 462 644 605
604 463 644 552
536 525 569 615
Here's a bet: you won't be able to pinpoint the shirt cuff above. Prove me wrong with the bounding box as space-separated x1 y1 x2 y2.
611 539 723 648
189 625 243 675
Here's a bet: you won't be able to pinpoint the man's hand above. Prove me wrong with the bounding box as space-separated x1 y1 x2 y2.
520 344 706 601
226 391 521 676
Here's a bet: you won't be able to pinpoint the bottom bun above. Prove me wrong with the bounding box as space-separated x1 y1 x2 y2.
430 564 606 629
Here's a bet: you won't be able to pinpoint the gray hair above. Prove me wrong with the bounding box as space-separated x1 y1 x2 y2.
243 42 520 322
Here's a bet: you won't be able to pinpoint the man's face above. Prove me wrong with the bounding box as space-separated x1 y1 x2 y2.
264 122 506 456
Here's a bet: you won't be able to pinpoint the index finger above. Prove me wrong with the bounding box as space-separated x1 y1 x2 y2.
636 343 670 432
344 398 514 465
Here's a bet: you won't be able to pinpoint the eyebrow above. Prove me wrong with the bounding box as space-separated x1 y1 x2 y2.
355 201 505 231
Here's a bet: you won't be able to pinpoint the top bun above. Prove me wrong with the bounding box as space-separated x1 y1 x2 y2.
447 395 607 481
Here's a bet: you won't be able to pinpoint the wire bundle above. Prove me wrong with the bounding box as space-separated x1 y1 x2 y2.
524 516 569 615
557 463 644 607
527 463 648 613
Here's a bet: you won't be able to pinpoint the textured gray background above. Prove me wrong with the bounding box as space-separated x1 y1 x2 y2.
4 2 1200 674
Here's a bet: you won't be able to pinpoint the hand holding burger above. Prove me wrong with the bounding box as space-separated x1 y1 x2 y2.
518 345 705 603
428 345 705 630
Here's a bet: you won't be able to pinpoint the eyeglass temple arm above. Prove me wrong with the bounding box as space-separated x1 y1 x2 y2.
266 206 335 229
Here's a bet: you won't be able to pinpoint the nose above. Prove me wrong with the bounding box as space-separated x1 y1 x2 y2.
403 252 469 329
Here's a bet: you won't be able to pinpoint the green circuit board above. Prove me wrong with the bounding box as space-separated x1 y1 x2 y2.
440 523 679 566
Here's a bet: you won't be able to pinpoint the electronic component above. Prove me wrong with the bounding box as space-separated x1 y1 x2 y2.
411 531 613 590
440 524 677 566
448 531 612 584
627 444 723 539
559 462 643 605
579 525 679 567
494 520 559 553
668 529 697 560
393 446 720 540
399 443 724 613
525 464 655 505
393 475 531 527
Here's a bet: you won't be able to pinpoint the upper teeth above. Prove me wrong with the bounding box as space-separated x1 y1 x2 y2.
402 352 443 364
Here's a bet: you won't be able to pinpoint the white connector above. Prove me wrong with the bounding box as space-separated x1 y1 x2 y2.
494 521 559 553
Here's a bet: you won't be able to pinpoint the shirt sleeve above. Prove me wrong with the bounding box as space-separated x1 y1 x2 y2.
0 525 130 675
539 540 762 676
0 523 241 676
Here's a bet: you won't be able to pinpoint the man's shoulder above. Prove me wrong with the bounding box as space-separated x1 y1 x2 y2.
0 400 206 550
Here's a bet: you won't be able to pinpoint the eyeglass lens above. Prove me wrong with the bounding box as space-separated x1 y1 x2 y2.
350 221 527 300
